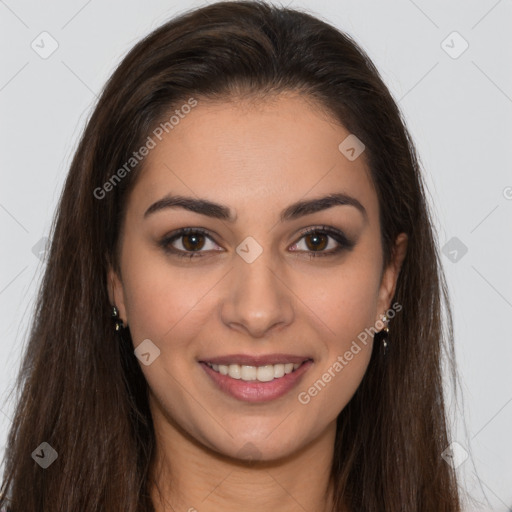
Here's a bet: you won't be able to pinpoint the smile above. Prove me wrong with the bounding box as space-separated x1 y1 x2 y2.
204 362 303 382
200 358 314 403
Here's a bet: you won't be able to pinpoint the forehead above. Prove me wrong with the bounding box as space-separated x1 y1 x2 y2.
128 93 378 223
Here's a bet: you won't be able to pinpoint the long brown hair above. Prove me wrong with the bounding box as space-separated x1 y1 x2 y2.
0 1 461 510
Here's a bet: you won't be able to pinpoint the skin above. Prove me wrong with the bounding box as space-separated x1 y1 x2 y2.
108 92 408 512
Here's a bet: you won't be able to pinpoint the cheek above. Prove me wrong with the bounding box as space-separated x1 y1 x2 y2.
302 260 382 348
120 240 214 345
297 345 372 430
293 254 381 415
295 273 377 424
120 251 215 424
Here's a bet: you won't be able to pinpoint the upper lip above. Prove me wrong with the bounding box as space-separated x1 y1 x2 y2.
199 354 313 366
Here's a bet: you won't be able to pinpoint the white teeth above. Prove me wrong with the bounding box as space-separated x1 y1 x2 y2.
257 365 275 382
206 361 306 381
240 365 257 381
273 364 285 378
228 364 241 379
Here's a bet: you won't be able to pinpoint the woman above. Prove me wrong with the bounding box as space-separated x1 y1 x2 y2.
0 1 462 510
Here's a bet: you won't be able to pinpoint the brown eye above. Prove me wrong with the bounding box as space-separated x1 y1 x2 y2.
159 227 222 259
304 232 329 251
181 232 206 252
290 226 355 258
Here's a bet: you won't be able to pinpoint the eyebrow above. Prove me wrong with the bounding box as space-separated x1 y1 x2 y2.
144 192 367 222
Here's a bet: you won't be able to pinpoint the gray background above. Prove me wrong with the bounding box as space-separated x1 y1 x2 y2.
1 0 511 509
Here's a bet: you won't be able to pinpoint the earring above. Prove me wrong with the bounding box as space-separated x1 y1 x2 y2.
380 314 390 355
111 305 124 332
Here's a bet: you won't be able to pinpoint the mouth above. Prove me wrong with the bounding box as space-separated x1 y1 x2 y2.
204 361 307 382
199 355 314 403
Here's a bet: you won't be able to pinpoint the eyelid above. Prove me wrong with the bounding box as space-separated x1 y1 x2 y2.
159 227 221 258
292 225 355 256
296 225 351 244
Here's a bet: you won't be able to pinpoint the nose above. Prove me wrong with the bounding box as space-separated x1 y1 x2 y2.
220 247 295 339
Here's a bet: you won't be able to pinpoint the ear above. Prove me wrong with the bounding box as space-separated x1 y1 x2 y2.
107 265 129 327
375 232 408 322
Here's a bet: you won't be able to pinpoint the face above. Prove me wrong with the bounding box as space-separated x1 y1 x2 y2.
109 92 407 462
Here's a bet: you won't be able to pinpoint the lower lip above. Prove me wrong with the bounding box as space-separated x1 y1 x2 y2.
200 360 313 403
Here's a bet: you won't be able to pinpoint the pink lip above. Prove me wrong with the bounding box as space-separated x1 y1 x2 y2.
199 359 313 403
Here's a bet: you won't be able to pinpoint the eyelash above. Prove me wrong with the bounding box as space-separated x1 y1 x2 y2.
158 226 354 260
